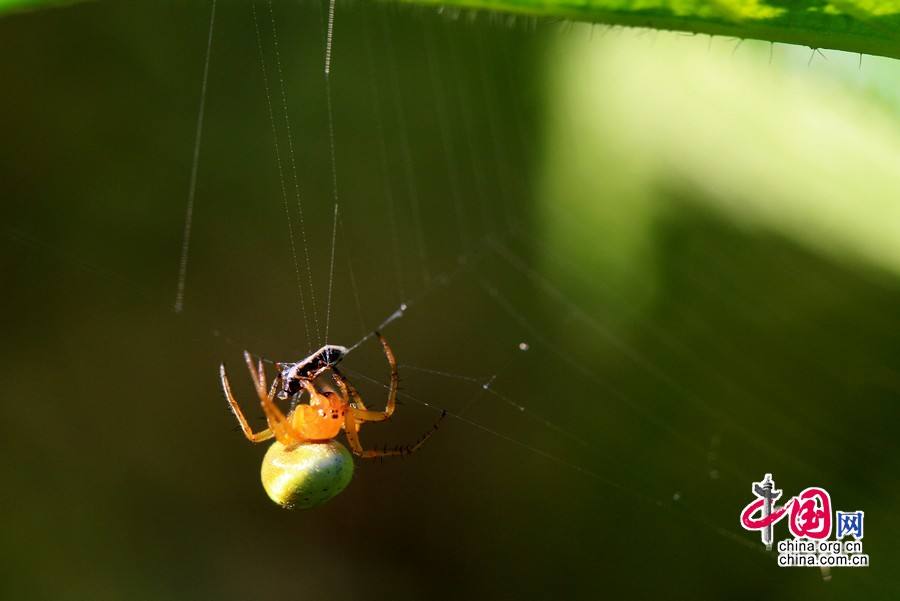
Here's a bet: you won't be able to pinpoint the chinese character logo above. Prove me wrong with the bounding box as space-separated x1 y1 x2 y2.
836 511 864 540
739 473 869 569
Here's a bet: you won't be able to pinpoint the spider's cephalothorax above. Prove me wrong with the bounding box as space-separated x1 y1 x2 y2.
276 344 348 399
219 333 445 509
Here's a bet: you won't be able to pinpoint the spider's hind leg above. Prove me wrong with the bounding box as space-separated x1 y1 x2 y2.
343 409 447 459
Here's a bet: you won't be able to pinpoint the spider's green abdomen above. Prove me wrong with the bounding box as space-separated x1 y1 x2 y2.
260 440 354 509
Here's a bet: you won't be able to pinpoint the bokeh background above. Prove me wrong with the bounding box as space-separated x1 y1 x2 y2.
2 1 900 599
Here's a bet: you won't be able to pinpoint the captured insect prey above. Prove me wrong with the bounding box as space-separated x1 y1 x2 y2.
219 333 446 509
276 343 348 399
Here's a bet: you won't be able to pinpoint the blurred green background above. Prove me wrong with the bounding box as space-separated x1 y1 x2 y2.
2 1 899 599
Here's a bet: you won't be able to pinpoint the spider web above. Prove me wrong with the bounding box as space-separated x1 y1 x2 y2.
173 0 776 562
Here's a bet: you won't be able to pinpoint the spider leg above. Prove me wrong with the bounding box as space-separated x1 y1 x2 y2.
339 332 398 424
376 332 398 417
242 351 306 447
331 366 368 410
220 363 274 443
242 352 268 398
256 358 267 392
331 334 444 458
343 408 447 459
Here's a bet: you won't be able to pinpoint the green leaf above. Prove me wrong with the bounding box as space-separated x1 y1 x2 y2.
2 0 898 59
397 0 900 60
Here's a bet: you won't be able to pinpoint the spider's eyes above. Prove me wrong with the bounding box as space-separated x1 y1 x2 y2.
286 379 300 395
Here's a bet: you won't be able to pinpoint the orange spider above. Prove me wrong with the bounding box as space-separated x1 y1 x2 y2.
219 333 445 508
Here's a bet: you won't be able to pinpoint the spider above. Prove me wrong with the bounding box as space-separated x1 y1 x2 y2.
219 333 445 508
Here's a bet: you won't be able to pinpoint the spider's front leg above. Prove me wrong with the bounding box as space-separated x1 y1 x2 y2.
220 352 307 446
220 362 273 443
332 332 398 424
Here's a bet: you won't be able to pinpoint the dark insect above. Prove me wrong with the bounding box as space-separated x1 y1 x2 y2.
276 344 348 399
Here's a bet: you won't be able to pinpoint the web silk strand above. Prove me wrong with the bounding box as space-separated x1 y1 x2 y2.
174 0 217 314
